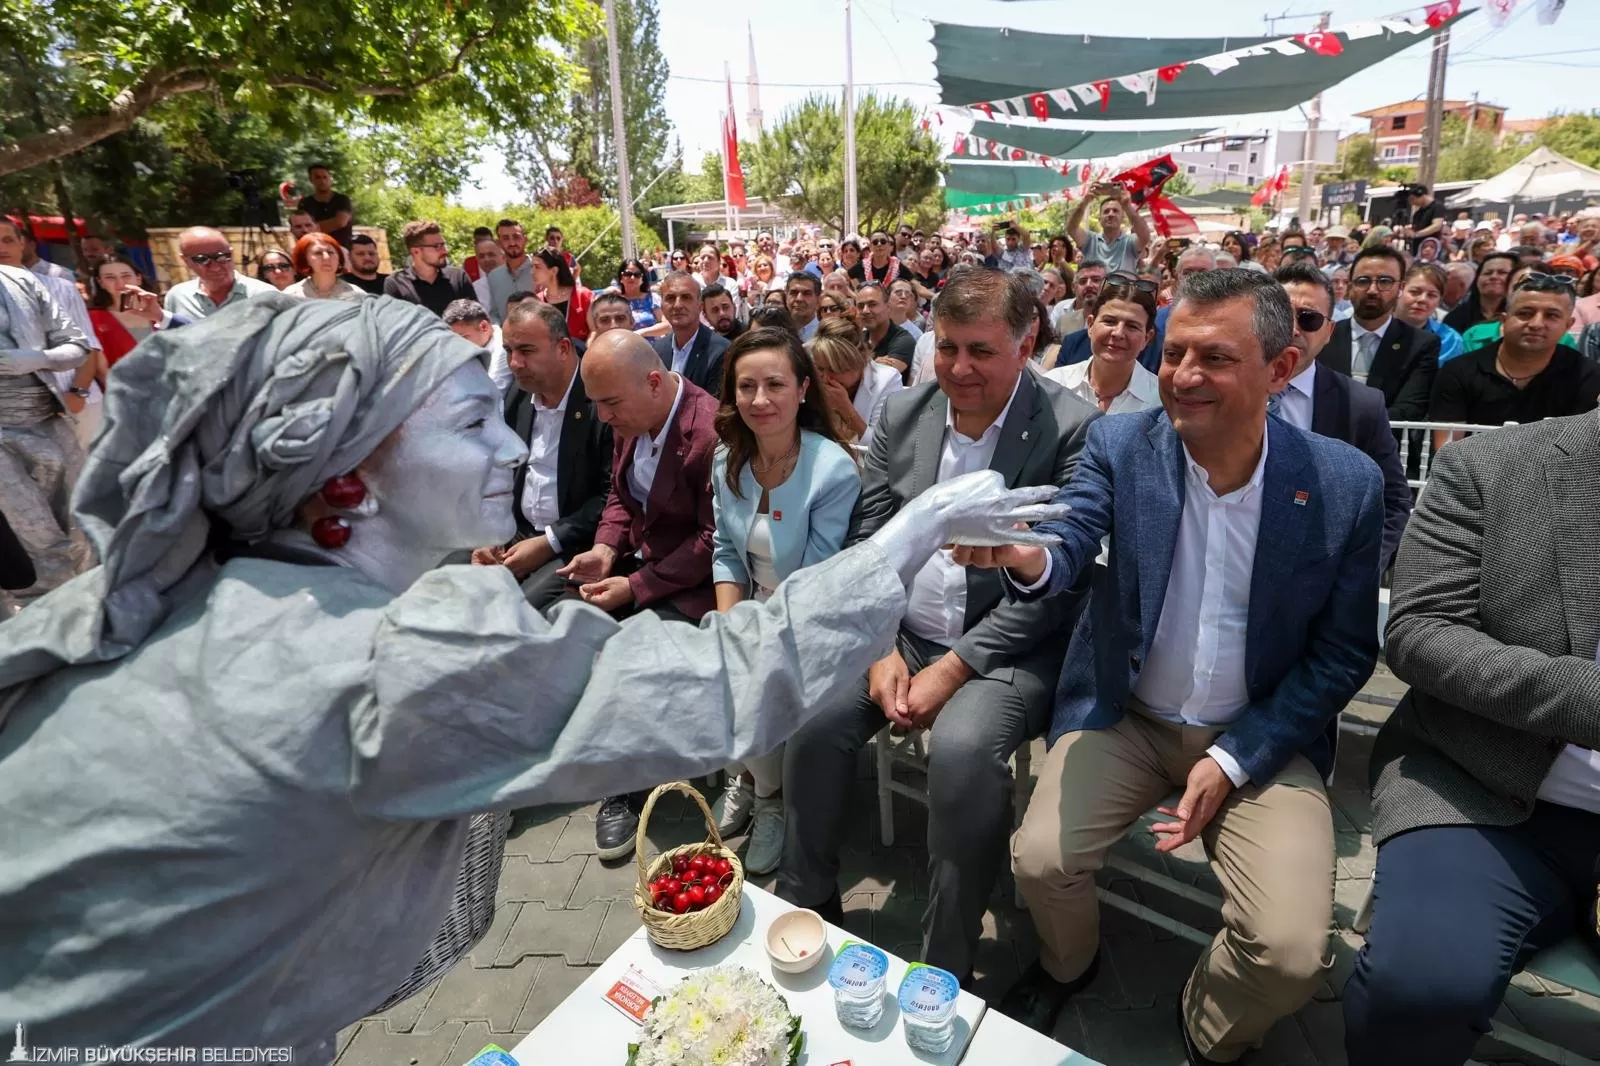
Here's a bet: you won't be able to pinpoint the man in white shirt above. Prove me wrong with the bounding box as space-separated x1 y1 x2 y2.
1344 411 1600 1066
441 299 511 396
1050 259 1107 339
780 269 1099 984
15 221 76 282
162 227 275 320
470 300 612 610
960 269 1383 1063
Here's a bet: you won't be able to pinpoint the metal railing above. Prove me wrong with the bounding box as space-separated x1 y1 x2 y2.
1389 420 1515 490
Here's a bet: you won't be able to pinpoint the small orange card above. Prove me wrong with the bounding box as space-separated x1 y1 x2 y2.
603 964 662 1024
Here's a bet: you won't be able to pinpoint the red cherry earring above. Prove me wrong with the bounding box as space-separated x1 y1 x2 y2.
311 474 367 549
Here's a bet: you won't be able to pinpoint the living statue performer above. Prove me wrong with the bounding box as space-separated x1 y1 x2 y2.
0 295 1063 1060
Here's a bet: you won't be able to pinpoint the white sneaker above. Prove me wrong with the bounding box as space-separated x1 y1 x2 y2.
743 796 786 875
711 775 755 837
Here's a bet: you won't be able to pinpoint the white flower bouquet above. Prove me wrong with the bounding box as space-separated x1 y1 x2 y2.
626 965 803 1066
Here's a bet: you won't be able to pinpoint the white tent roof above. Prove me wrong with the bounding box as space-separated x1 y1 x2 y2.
1447 147 1600 207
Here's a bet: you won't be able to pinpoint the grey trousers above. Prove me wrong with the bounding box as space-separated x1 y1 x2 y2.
0 415 86 598
778 627 1060 978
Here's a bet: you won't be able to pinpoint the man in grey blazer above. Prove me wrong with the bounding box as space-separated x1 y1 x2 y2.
1344 413 1600 1066
779 269 1099 983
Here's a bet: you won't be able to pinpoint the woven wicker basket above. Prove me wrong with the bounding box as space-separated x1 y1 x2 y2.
632 781 745 951
374 809 511 1012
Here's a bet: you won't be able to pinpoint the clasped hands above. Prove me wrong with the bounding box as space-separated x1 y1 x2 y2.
868 649 972 731
555 543 633 613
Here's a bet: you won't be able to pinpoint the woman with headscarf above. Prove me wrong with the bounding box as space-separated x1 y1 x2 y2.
0 295 1059 1061
1443 251 1517 336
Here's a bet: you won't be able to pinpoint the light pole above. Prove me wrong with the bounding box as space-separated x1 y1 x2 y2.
603 0 636 259
842 0 859 237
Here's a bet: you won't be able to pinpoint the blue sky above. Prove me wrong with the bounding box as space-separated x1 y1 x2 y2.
463 0 1598 207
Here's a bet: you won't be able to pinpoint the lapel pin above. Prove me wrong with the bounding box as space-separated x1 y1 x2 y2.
1021 430 1030 440
773 510 783 521
1294 490 1310 506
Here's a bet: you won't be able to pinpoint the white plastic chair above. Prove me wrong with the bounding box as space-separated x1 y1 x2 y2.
1388 420 1512 490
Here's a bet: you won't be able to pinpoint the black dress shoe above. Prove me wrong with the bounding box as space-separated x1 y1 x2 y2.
1177 996 1230 1066
595 792 641 861
997 954 1101 1035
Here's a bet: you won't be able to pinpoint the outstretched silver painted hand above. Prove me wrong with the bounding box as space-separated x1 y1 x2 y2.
866 469 1070 587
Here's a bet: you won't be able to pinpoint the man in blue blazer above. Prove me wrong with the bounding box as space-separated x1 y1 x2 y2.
650 271 729 398
958 270 1384 1064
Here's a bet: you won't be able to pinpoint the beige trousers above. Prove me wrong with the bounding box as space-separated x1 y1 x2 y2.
1011 704 1335 1062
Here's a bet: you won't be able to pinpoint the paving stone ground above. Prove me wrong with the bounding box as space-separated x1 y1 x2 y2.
335 662 1600 1066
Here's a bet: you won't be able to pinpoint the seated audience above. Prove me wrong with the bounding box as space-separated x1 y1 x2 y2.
382 220 476 317
1316 246 1440 422
589 290 636 338
1395 262 1465 365
257 250 296 291
702 283 745 342
163 227 276 317
285 233 367 301
1442 252 1516 336
779 269 1098 983
708 328 862 875
809 314 902 449
855 282 917 383
1429 272 1600 432
651 271 729 397
1045 278 1160 412
966 269 1382 1063
1344 411 1600 1066
1029 298 1062 371
749 305 795 334
342 233 389 295
616 258 662 331
558 330 720 860
1274 262 1413 571
784 272 822 342
470 299 612 608
534 248 594 343
888 278 925 341
441 299 510 396
1050 258 1106 338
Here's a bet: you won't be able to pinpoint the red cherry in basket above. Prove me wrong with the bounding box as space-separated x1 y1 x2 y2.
704 883 723 906
686 884 707 909
687 856 706 873
320 474 367 510
663 878 681 895
713 858 732 876
701 873 720 887
673 891 692 914
718 872 735 889
672 856 690 875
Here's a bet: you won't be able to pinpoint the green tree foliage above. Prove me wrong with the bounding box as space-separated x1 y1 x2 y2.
1161 170 1196 197
1436 113 1505 182
1519 111 1600 169
1337 134 1379 181
0 0 595 178
678 151 732 205
343 112 486 201
744 93 943 237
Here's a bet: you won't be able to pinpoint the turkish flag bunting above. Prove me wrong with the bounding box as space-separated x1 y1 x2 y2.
1157 63 1189 83
1029 93 1051 121
1425 0 1460 27
1011 148 1025 161
1108 154 1196 238
1091 80 1112 111
920 119 930 131
977 102 994 119
953 137 966 156
1079 163 1092 183
1296 31 1344 56
1061 163 1073 177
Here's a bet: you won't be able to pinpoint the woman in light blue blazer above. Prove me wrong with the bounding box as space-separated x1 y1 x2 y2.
710 327 862 874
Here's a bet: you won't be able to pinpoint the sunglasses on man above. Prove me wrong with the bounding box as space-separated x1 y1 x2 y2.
186 251 234 266
1293 307 1328 332
1514 270 1578 294
1102 271 1158 294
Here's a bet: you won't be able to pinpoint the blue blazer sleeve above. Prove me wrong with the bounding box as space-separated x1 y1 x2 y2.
710 449 751 588
1008 417 1120 602
798 441 862 571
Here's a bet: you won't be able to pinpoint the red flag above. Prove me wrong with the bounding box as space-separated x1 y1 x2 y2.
1425 0 1460 27
1091 80 1112 111
1273 164 1292 193
1011 148 1025 161
920 118 930 131
1060 162 1072 177
976 102 994 119
1028 93 1050 121
953 137 966 156
722 68 747 209
1157 63 1188 83
1296 31 1344 56
1108 154 1197 238
1079 163 1092 183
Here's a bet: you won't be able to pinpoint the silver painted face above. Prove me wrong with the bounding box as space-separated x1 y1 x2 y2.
362 361 526 555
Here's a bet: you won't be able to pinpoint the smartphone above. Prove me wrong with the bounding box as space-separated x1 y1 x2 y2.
119 291 135 312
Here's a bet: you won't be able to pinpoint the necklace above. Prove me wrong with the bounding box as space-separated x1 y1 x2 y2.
752 439 801 485
1495 356 1542 386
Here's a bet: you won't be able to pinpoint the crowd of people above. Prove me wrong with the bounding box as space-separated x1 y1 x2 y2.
2 160 1599 1066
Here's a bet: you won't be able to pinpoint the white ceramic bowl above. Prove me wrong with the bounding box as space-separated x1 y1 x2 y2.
765 909 827 974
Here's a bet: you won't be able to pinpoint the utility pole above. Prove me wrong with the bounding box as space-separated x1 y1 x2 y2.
602 0 636 259
1417 25 1451 188
1295 11 1330 226
842 0 859 237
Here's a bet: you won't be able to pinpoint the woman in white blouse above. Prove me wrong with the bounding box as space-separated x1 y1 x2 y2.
1045 277 1161 414
808 314 904 448
710 327 862 874
285 233 368 302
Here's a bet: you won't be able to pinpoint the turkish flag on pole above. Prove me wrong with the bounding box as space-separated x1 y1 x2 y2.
723 66 748 210
1425 0 1460 27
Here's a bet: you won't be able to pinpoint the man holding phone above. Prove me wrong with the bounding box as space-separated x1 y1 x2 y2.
1066 182 1152 274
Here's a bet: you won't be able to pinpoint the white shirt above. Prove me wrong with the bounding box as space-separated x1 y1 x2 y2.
30 258 75 282
852 361 905 449
627 374 685 510
1536 636 1600 813
902 378 1022 645
37 273 105 412
1274 358 1317 433
1349 317 1389 384
1050 298 1085 339
911 330 938 386
1046 358 1161 414
746 512 780 602
521 367 577 554
797 316 819 342
485 325 511 398
668 332 696 375
1129 437 1270 786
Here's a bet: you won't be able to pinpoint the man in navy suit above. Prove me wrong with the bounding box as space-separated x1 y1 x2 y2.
959 270 1384 1064
650 271 729 398
1274 261 1412 570
1317 246 1439 422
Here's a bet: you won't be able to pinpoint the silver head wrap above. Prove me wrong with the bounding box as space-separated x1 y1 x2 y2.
0 293 485 696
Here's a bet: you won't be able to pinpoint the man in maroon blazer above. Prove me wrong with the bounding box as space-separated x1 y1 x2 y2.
558 329 720 859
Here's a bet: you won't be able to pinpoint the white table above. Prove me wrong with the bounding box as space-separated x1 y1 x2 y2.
960 1007 1105 1065
511 883 986 1065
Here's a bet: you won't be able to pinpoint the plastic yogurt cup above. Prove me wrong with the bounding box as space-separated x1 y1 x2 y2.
898 963 961 1053
827 941 890 1029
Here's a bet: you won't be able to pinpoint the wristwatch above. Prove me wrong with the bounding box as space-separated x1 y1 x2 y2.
68 386 92 398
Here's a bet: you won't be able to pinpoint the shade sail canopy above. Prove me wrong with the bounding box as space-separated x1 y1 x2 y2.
946 163 1077 198
964 123 1217 159
944 188 1045 210
1446 147 1600 207
932 12 1468 121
